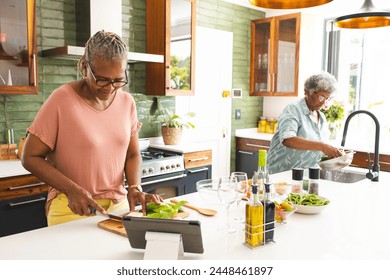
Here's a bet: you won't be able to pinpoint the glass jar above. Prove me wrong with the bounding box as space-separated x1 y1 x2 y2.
258 117 267 133
273 119 278 133
291 168 304 193
308 167 320 195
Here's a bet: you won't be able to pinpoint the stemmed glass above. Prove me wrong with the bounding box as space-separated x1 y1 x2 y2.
231 172 249 222
217 176 239 233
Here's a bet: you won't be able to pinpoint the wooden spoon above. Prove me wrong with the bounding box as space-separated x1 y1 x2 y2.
170 199 217 216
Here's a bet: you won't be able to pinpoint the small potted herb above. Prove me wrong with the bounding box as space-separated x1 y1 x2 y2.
156 108 195 145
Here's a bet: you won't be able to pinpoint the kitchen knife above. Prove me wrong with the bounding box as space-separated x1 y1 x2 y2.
88 206 123 221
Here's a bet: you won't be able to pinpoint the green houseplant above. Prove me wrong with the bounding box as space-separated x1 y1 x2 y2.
156 109 195 145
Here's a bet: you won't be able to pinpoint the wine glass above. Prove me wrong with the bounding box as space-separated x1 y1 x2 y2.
231 172 249 222
217 176 239 233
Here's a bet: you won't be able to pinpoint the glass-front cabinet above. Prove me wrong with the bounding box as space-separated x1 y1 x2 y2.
0 0 37 95
146 0 196 96
250 13 300 96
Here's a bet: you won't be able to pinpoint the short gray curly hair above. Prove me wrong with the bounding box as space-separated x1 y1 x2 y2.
77 30 128 77
304 72 337 96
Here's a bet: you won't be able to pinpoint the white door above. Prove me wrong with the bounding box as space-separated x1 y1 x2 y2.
175 27 233 178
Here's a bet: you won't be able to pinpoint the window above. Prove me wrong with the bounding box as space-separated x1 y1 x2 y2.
325 21 390 151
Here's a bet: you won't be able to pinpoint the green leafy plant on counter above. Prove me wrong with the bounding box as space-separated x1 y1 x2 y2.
146 200 187 219
155 108 195 129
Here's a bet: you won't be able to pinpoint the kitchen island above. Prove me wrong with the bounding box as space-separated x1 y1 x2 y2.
0 167 389 260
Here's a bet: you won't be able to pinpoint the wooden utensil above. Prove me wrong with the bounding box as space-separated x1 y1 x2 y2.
170 199 217 216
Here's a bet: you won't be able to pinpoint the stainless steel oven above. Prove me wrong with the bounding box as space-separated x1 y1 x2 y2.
139 147 186 199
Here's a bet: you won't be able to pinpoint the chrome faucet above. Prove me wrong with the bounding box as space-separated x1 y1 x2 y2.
341 110 380 182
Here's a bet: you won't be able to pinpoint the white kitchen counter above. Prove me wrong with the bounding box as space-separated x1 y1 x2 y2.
148 137 213 153
0 140 213 179
0 166 389 260
235 128 274 141
235 128 390 155
0 159 30 178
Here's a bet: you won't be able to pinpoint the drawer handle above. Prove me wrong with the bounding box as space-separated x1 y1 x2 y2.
188 157 209 162
238 150 254 155
188 167 209 174
141 174 187 186
9 197 46 207
246 143 269 149
8 182 45 191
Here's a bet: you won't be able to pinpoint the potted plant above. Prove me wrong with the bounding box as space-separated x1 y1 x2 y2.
156 108 195 145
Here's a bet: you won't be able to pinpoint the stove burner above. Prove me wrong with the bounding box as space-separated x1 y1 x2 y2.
141 150 174 160
140 147 184 178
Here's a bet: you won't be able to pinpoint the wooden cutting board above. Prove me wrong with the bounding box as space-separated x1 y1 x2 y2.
97 211 189 237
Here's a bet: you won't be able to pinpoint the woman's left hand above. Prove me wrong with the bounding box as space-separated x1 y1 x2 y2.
128 187 164 215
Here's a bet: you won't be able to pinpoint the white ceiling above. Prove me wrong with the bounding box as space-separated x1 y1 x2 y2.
225 0 390 18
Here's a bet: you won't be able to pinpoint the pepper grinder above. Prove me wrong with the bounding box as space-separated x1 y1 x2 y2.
308 167 320 195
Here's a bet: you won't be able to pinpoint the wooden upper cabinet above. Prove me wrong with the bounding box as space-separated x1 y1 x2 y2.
0 0 37 94
146 0 196 96
250 13 300 97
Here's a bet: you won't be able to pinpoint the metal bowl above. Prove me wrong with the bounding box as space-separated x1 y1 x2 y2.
318 150 355 171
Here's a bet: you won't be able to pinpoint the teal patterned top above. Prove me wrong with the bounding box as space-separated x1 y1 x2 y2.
267 98 327 174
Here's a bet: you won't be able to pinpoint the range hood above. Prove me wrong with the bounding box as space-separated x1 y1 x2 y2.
41 46 163 63
41 0 163 64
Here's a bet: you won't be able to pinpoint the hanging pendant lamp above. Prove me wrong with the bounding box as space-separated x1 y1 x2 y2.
248 0 333 9
334 0 390 29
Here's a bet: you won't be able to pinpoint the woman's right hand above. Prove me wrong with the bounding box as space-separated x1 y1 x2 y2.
321 143 343 158
66 186 106 216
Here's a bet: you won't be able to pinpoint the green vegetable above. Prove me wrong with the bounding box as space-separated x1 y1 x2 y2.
145 200 187 219
321 155 330 162
285 193 330 206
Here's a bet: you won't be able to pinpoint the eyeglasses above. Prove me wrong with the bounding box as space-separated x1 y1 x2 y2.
317 94 334 103
87 63 128 88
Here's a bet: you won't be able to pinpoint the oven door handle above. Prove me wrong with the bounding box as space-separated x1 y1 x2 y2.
187 167 209 174
141 173 187 186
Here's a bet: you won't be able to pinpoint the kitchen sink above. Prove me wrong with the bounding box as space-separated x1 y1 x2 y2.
320 169 367 183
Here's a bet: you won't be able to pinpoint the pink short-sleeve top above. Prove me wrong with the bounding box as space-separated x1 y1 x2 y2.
27 84 142 209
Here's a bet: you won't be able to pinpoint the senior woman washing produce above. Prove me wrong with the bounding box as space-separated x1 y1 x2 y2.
267 72 343 174
21 31 163 226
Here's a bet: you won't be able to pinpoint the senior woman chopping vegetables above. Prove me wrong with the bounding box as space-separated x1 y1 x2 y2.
267 72 343 174
21 31 163 226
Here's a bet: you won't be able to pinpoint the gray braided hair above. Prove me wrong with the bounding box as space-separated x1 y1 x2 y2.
304 72 337 96
77 30 128 77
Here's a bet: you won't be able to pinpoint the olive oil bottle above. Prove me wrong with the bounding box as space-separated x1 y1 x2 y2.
263 182 275 243
245 173 264 247
257 149 269 193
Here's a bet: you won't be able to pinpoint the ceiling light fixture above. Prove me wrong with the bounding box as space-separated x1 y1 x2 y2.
248 0 333 9
334 0 390 29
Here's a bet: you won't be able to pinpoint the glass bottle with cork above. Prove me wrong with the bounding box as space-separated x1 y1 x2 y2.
245 172 264 247
257 149 269 195
263 182 275 243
